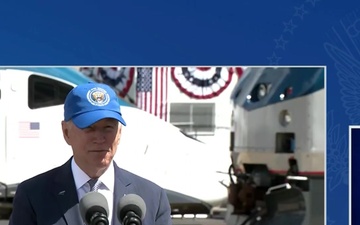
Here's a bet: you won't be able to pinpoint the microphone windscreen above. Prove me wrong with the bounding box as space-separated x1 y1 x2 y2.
118 194 146 221
79 192 109 223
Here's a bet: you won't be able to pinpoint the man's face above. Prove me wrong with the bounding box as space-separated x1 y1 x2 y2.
62 118 122 176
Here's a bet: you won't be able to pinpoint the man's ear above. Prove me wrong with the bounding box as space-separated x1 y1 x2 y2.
61 120 71 145
116 125 122 145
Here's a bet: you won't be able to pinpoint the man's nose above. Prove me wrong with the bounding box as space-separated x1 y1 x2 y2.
93 130 106 143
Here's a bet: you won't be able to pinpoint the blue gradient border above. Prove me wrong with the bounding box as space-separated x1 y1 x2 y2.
0 0 358 224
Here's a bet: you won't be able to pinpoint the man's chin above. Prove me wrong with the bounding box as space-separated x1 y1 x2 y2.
94 157 112 168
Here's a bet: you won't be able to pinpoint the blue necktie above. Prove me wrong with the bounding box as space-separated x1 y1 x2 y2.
88 179 101 192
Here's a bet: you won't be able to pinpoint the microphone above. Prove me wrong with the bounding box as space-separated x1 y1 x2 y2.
79 192 109 225
117 194 146 225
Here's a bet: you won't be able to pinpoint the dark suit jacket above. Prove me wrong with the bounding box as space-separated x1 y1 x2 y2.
9 158 172 225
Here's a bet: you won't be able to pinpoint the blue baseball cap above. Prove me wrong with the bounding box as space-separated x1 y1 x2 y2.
64 82 126 129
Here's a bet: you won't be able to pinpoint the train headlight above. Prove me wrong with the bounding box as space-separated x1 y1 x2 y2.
279 109 291 127
280 86 293 101
257 84 267 99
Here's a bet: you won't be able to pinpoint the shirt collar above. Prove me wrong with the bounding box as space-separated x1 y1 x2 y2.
71 157 115 192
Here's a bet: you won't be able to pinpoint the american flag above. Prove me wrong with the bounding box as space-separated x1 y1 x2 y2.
19 121 40 138
136 67 168 121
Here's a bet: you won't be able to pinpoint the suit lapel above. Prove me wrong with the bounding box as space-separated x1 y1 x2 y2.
51 159 132 225
53 158 83 225
112 162 132 225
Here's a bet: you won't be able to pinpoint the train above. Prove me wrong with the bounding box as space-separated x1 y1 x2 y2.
225 67 325 225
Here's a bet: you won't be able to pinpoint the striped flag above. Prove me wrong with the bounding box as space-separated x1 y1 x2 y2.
19 121 40 138
136 67 168 121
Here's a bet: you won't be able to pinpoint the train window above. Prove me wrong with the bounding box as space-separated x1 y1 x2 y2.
275 132 295 153
28 75 73 109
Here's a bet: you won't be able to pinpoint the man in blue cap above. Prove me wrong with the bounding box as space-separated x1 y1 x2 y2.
9 82 172 225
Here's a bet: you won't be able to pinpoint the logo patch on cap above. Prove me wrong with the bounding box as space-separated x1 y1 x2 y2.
87 87 110 106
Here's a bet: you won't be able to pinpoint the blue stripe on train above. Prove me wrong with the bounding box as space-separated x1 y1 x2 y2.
2 67 134 107
231 67 324 111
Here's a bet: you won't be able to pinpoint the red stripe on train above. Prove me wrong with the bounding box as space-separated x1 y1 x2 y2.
269 170 324 176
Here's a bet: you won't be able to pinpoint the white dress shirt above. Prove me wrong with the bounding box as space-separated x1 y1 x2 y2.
71 158 115 224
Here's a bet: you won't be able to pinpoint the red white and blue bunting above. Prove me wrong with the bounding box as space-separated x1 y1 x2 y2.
171 67 243 99
79 67 135 98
